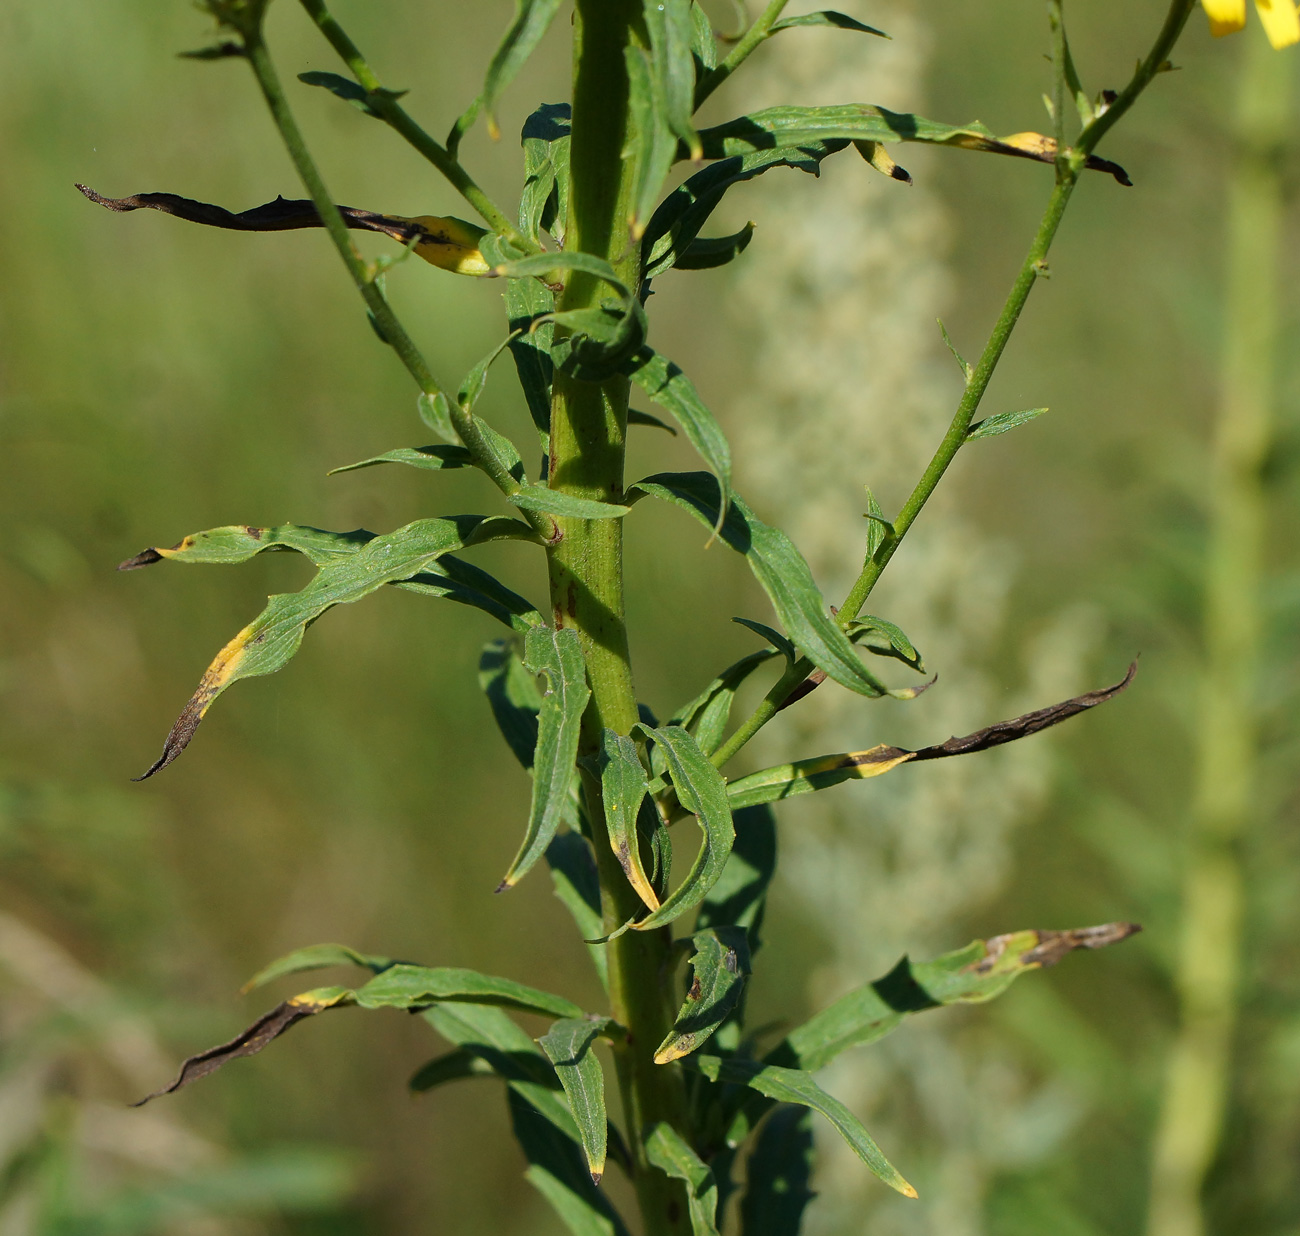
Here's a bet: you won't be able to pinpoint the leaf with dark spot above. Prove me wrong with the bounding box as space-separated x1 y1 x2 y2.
133 987 354 1105
726 662 1137 809
655 928 751 1063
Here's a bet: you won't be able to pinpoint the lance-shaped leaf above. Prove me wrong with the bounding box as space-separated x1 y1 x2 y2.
354 964 583 1019
845 614 924 672
630 725 734 931
505 275 556 450
770 10 887 35
241 943 393 993
725 662 1138 810
669 649 777 757
645 1123 720 1236
133 515 537 777
655 928 751 1063
626 45 682 239
625 358 732 530
500 626 590 889
689 1 716 71
642 144 846 281
693 1055 916 1198
508 1087 631 1236
644 0 700 158
675 223 755 271
328 444 474 475
738 1107 815 1236
118 523 375 571
408 1048 496 1089
520 102 571 245
775 922 1141 1072
630 473 892 699
469 0 566 143
693 107 1131 184
480 637 544 768
966 406 1050 441
133 987 354 1105
540 1017 611 1183
600 730 660 911
398 555 544 635
513 487 631 520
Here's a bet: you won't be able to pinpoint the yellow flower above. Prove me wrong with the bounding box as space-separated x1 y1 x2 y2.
1202 0 1300 48
393 214 492 276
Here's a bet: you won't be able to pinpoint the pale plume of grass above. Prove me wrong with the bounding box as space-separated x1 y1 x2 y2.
726 9 1096 1232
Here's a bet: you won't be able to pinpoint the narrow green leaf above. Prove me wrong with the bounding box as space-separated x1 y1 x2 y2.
655 928 750 1063
630 725 734 931
476 0 566 141
547 833 609 991
409 1048 495 1091
500 626 591 888
693 1056 916 1198
732 617 796 663
694 106 1131 184
642 144 845 280
628 409 678 435
133 515 538 777
118 523 375 571
845 615 924 672
862 487 887 566
669 649 776 757
774 922 1141 1073
738 1107 815 1236
399 555 543 635
540 1018 611 1182
644 1124 720 1236
937 319 971 381
770 11 887 36
644 0 700 158
725 746 916 810
504 274 555 451
626 44 681 238
508 1088 631 1236
520 102 571 244
241 944 392 994
600 730 660 911
513 486 631 520
298 70 382 118
327 444 474 475
418 390 458 442
355 964 583 1019
689 2 717 72
675 222 755 271
630 473 891 699
966 406 1050 441
625 357 732 529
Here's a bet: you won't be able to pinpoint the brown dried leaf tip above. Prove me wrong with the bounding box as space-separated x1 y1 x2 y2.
133 987 353 1106
975 922 1142 977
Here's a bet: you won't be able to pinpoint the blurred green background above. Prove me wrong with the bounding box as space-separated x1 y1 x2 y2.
1 1 1296 1233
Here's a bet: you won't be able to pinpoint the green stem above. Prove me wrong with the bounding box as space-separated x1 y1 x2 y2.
1146 32 1287 1236
295 0 536 252
693 0 791 109
712 0 1197 773
549 5 690 1233
242 31 549 535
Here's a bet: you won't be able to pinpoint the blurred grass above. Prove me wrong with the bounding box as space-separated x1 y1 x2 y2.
1 1 1297 1234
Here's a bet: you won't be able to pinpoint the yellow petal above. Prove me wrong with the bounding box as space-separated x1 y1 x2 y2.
1255 0 1300 46
1202 0 1248 34
398 214 492 276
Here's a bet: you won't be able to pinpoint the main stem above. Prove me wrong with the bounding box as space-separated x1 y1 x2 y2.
548 6 689 1233
1146 33 1288 1236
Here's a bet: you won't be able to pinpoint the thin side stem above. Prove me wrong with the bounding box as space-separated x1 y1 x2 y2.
693 0 791 109
1146 32 1288 1236
295 0 537 252
549 5 691 1233
242 31 549 535
712 0 1198 772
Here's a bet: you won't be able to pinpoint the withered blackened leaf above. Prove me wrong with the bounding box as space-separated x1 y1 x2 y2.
132 987 353 1106
909 660 1137 762
76 184 430 246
